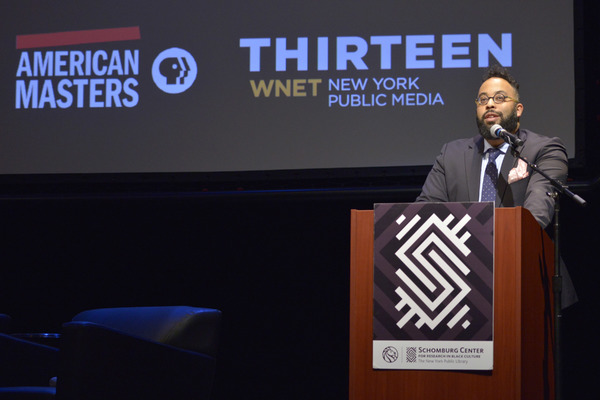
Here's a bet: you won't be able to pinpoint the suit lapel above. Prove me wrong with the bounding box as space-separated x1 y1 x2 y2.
466 137 484 201
497 129 526 206
497 149 516 205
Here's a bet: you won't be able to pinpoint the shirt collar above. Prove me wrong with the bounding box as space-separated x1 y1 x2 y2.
483 140 509 155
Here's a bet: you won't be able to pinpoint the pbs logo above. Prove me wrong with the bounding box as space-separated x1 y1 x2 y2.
152 47 197 94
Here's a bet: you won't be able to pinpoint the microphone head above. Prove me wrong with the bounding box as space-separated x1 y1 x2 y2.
489 124 503 138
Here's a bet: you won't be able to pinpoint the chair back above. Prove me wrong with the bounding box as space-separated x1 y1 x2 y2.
71 306 221 356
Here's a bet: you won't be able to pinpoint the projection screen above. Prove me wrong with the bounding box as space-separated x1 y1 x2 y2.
0 0 575 179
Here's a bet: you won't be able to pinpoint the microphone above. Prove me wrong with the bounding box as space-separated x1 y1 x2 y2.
490 124 524 146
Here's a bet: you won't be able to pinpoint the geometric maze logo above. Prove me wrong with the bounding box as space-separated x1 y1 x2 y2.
394 212 473 332
374 202 494 343
406 347 417 363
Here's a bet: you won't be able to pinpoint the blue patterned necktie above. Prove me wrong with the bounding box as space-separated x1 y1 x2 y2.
481 148 502 202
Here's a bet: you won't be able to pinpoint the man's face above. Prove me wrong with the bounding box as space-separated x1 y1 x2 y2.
475 77 523 140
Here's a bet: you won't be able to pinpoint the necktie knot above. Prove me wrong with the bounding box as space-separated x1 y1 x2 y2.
487 147 502 163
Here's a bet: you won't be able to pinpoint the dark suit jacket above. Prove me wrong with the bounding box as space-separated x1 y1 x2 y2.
416 128 577 307
416 128 568 229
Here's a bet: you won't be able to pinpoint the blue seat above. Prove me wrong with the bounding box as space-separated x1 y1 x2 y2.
0 332 58 399
0 333 59 388
0 386 56 400
0 306 221 400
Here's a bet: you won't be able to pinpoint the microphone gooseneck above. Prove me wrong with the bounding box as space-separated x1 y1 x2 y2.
490 124 524 147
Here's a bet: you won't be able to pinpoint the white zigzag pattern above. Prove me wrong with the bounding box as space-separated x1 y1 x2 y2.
394 213 473 330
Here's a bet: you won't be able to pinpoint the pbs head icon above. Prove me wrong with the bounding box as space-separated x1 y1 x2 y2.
152 47 197 94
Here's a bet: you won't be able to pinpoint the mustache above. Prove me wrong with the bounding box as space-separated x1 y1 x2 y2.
483 110 503 118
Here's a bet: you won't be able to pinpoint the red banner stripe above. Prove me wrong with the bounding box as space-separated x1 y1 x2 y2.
16 26 141 49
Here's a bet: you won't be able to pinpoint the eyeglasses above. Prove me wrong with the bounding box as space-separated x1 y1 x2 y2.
475 93 519 106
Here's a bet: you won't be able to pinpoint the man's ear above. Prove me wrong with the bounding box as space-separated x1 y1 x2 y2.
516 102 524 118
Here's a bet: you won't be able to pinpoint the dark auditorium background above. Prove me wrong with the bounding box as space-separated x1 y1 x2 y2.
2 2 600 399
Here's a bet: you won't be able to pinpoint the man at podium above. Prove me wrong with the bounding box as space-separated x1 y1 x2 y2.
416 65 577 306
416 65 568 229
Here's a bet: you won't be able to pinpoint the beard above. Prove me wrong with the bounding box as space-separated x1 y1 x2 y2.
476 105 519 140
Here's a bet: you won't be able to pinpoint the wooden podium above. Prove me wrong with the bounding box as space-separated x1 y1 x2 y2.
350 207 555 400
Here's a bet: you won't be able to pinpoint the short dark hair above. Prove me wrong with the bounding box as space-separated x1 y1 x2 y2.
482 65 520 98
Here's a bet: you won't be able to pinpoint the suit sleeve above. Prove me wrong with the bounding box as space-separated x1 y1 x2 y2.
522 136 568 228
416 143 450 203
